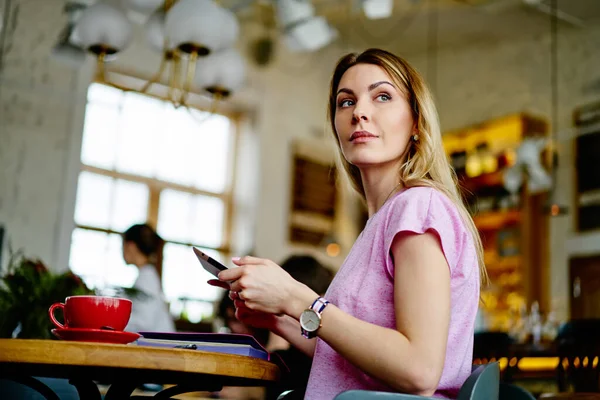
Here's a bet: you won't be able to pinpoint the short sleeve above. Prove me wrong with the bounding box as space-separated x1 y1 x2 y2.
382 187 468 279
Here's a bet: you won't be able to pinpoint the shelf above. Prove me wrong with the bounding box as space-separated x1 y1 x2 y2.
474 210 521 231
459 170 506 193
485 255 521 271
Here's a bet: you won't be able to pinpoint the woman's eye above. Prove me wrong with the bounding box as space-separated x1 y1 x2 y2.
338 99 354 108
376 93 391 102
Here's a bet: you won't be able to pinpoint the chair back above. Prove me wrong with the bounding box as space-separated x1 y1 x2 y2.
457 362 500 400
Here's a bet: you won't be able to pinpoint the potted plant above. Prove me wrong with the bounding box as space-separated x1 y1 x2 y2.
0 251 92 339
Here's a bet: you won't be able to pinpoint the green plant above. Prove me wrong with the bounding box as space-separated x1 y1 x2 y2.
0 250 93 339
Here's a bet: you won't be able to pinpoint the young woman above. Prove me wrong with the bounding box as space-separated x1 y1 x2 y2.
216 48 486 399
122 223 175 333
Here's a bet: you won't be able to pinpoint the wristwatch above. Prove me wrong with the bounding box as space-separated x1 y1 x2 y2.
300 297 330 339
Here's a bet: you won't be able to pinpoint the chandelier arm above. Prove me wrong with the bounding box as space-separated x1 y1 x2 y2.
167 55 177 103
95 51 108 83
93 50 132 92
178 50 199 107
140 54 170 93
183 92 222 125
171 54 184 107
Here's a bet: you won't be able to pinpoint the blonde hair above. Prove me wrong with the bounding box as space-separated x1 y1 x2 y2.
328 48 487 285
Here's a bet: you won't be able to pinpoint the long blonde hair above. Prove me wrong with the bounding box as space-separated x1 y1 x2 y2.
328 48 487 285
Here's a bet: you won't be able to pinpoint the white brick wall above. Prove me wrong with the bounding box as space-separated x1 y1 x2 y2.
0 0 93 270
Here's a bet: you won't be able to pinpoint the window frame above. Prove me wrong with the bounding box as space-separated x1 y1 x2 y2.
71 81 240 280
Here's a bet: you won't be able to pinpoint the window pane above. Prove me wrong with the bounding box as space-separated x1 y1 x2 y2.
69 228 109 289
69 228 138 290
74 172 113 228
155 105 195 186
191 195 225 248
80 103 119 169
162 243 223 303
190 113 231 193
87 83 123 106
115 92 163 177
110 179 149 232
157 189 193 243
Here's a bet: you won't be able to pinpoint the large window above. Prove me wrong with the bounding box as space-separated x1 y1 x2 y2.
68 83 236 321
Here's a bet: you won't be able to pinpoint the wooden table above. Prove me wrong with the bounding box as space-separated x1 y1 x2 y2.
0 339 280 399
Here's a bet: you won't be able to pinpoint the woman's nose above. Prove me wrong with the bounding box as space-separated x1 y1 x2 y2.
352 109 369 123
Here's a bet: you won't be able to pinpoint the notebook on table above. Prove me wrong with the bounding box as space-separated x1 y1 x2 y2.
136 332 270 360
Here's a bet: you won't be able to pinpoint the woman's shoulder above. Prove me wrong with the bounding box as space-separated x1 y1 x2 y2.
386 186 459 220
393 186 453 205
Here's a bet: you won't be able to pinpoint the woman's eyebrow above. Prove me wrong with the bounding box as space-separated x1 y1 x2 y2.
336 88 354 96
368 81 395 91
337 81 395 96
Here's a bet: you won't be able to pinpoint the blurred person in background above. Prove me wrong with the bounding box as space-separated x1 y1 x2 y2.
122 223 175 333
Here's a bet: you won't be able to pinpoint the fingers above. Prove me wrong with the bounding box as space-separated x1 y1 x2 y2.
207 279 231 290
218 256 266 281
217 265 244 282
233 299 246 309
231 256 267 266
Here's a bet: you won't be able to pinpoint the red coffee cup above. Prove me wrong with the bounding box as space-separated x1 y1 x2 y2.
48 295 132 331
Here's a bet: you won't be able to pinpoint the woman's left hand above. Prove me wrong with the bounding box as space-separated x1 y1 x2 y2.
218 256 314 317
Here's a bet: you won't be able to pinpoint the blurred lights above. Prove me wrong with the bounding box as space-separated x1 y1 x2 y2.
326 242 340 258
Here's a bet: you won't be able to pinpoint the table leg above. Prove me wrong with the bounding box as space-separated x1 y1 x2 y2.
1 376 61 400
69 378 102 400
104 381 139 399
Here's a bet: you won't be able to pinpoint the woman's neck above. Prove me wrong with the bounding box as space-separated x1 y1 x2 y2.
134 255 150 269
360 163 404 217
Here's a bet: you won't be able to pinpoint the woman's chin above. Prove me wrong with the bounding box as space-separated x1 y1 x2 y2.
348 158 385 168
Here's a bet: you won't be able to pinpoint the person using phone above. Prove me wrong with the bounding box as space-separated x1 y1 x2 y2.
216 48 486 399
122 223 175 333
214 255 333 400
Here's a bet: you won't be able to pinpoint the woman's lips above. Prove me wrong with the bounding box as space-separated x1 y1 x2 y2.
350 130 378 143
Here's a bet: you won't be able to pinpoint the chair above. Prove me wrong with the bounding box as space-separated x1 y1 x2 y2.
499 382 536 400
333 362 500 400
0 377 80 400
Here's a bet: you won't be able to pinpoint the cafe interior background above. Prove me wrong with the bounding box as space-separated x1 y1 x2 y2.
1 0 600 395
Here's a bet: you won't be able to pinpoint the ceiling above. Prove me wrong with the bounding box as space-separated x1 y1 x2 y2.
230 0 600 55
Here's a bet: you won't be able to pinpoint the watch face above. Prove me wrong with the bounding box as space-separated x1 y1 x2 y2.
300 310 320 332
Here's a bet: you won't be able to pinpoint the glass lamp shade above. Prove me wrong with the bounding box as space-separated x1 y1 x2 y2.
194 49 246 97
218 6 240 51
165 0 239 56
123 0 164 14
73 2 133 54
277 0 315 27
145 10 171 53
285 16 338 52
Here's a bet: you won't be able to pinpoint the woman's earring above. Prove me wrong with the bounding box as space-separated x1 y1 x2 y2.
412 134 419 142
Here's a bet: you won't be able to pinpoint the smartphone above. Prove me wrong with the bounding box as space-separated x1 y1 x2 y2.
193 247 229 278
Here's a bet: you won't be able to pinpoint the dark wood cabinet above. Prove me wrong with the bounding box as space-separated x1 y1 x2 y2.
574 101 600 233
570 255 600 319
